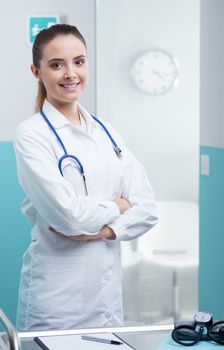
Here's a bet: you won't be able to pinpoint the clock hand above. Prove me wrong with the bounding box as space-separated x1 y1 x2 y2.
152 70 165 81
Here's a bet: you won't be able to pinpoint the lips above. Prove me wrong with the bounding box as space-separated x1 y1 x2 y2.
59 82 80 91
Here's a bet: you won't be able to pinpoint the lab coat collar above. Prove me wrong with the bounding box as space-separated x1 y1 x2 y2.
41 99 97 130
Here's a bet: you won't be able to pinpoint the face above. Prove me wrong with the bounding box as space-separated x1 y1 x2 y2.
31 34 88 108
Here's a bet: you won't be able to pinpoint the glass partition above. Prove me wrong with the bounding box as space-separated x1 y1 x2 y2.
96 0 200 326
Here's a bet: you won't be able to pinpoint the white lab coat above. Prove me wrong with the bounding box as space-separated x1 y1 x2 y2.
14 99 158 331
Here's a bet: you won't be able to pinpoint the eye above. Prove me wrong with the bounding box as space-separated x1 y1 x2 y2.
49 62 63 69
75 58 86 66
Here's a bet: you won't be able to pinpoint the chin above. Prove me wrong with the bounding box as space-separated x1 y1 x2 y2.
57 94 80 104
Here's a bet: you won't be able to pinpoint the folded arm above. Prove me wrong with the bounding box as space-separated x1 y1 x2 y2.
14 124 121 236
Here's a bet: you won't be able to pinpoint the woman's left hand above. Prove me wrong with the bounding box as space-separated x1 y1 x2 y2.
99 225 116 240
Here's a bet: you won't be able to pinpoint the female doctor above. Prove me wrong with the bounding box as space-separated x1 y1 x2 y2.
14 24 158 331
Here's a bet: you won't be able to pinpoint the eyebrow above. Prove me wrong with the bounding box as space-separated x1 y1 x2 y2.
47 55 86 63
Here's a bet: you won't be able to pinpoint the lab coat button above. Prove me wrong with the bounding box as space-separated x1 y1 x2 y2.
104 273 110 281
105 312 111 318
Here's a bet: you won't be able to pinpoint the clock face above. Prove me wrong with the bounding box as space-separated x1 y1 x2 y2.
131 48 179 95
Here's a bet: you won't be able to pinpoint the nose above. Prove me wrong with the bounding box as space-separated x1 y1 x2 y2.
64 73 75 80
64 72 76 80
64 66 77 80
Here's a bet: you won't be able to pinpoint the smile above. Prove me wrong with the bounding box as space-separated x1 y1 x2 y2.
59 82 80 91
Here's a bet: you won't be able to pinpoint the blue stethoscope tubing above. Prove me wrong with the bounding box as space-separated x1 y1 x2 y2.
39 108 121 195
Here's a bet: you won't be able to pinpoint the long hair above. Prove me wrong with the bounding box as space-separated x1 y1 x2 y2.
32 24 86 112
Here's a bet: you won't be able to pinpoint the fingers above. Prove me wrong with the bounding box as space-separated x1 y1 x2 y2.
48 227 102 241
100 225 116 240
113 196 132 213
67 234 102 241
48 226 59 234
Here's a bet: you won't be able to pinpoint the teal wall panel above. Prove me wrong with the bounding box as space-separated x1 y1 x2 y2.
0 142 30 325
199 146 224 318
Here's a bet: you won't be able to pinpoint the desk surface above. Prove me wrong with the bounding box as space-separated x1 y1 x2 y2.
18 327 172 350
19 331 224 350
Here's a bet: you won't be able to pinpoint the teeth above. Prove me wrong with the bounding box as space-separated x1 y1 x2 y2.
63 84 76 88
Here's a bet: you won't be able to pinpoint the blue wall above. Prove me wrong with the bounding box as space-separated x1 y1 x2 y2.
0 142 30 324
199 146 224 318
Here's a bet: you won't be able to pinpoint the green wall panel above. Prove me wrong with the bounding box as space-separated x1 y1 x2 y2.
199 146 224 318
0 142 30 325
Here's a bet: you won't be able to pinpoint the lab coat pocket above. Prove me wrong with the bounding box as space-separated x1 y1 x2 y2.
29 254 85 317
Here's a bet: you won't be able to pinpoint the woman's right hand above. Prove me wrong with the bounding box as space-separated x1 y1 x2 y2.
49 226 102 241
113 196 132 214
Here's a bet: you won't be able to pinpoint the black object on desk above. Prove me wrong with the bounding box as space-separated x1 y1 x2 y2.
34 337 50 350
172 311 224 346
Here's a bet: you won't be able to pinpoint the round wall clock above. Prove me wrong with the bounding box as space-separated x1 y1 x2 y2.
131 48 179 95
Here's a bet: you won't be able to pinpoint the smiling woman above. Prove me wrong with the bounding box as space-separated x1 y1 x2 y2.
13 24 158 332
31 26 88 123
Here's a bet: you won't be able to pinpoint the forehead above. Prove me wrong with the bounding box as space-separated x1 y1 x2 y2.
42 34 87 60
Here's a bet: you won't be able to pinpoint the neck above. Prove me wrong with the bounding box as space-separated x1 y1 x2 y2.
47 98 81 125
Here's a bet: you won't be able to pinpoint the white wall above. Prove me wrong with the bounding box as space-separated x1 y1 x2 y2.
200 0 224 148
96 0 200 201
0 0 96 141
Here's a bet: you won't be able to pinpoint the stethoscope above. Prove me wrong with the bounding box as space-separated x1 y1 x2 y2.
171 312 224 346
40 108 122 195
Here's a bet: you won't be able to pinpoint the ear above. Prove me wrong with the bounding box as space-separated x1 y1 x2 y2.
31 64 41 79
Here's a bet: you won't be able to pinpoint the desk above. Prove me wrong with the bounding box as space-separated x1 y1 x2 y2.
18 328 223 350
18 326 173 350
1 324 221 350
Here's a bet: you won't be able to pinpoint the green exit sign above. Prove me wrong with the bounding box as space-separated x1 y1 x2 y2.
29 16 59 44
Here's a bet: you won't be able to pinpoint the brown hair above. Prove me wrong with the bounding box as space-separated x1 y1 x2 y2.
32 24 87 112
